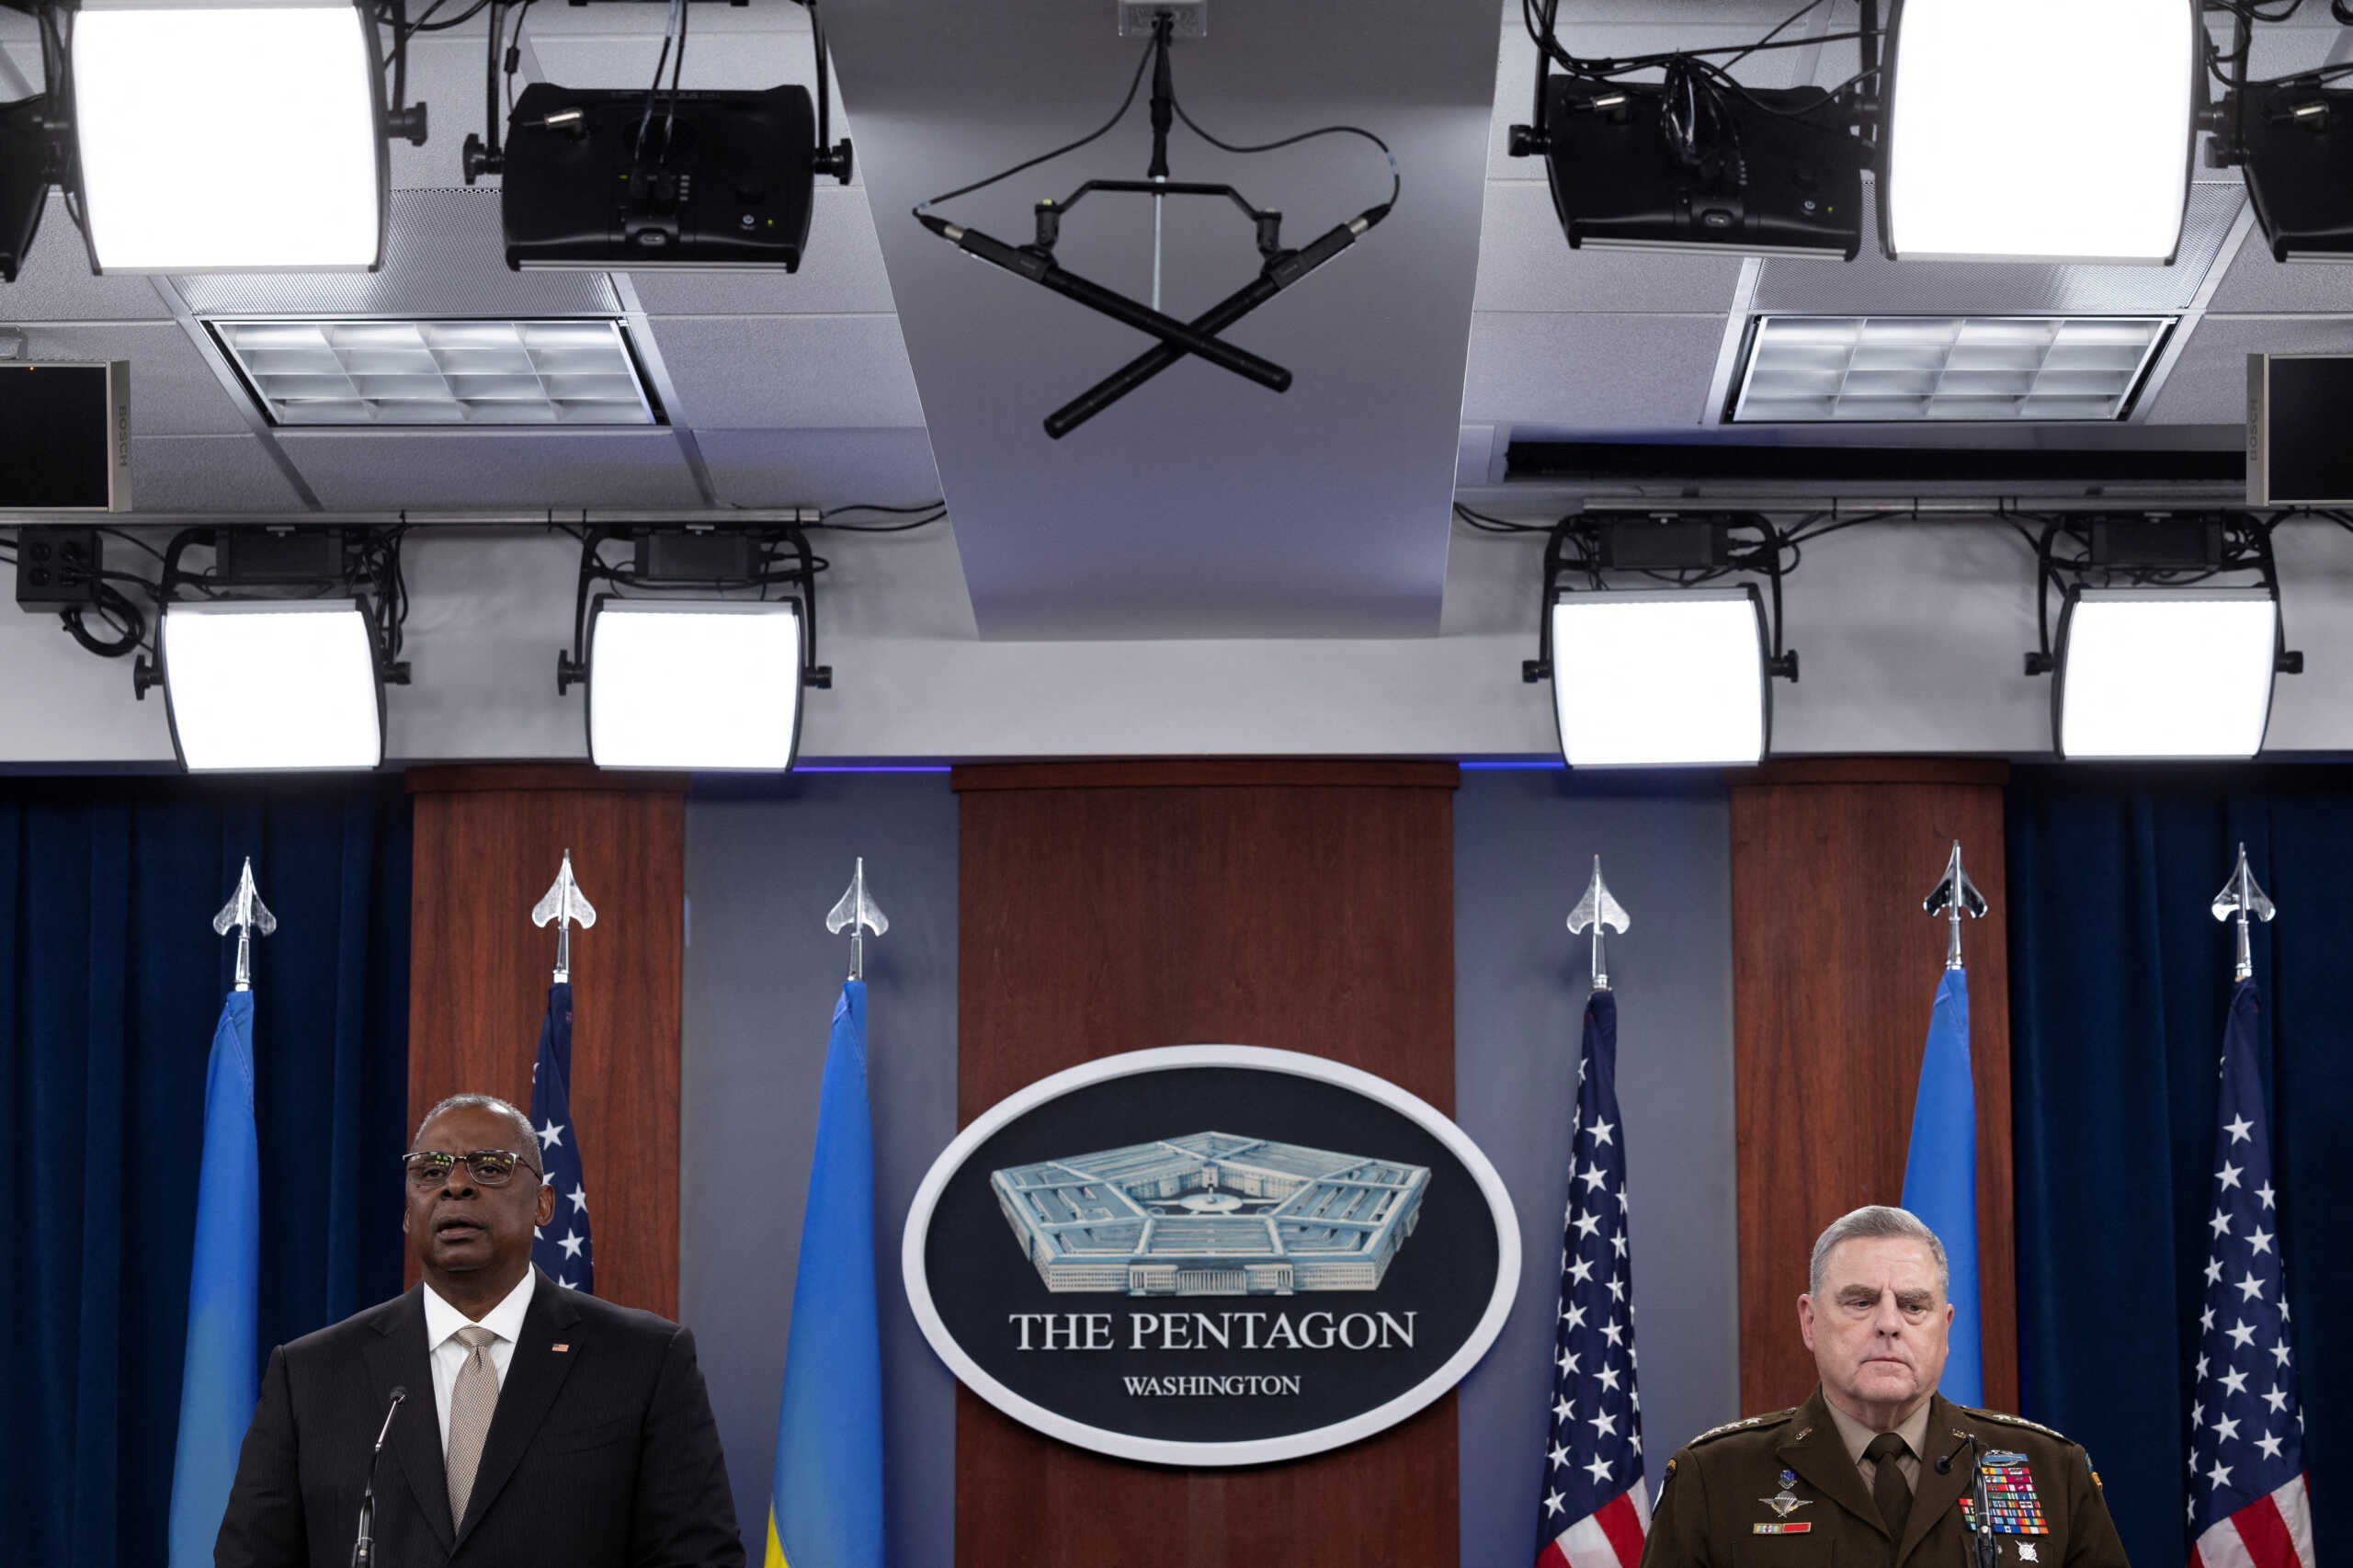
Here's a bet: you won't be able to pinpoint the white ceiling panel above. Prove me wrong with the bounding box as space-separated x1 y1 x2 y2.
0 194 174 321
650 313 922 429
1472 178 1745 312
129 435 307 510
697 427 942 506
26 323 247 436
1461 309 1727 426
278 429 703 507
623 187 896 316
2143 314 2353 424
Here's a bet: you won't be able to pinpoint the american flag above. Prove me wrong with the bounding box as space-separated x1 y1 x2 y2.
2187 979 2313 1568
529 979 595 1292
1536 988 1650 1568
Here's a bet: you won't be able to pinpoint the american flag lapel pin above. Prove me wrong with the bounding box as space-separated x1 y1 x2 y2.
551 1343 570 1353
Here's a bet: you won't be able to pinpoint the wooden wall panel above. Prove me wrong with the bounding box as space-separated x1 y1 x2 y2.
953 760 1460 1568
1729 759 2016 1417
405 766 688 1318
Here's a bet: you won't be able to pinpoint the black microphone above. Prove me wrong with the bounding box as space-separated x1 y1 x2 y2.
351 1386 408 1568
1935 1432 1972 1474
1938 1431 2000 1568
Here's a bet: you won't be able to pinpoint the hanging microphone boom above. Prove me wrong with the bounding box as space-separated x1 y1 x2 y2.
351 1386 408 1568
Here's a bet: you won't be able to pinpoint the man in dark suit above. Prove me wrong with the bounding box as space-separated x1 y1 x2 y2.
216 1094 744 1568
1641 1205 2129 1568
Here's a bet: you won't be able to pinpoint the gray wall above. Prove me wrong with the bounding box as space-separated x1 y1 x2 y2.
678 772 957 1568
1454 767 1740 1568
678 766 1738 1568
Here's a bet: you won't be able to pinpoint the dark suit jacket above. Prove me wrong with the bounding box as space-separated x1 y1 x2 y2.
215 1267 744 1568
1641 1386 2131 1568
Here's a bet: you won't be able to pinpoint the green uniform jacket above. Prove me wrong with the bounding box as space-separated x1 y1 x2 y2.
1640 1388 2131 1568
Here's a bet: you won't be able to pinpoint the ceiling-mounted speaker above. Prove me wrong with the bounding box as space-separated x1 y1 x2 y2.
499 84 817 270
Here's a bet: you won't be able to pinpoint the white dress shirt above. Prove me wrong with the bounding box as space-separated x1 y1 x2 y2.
421 1268 536 1456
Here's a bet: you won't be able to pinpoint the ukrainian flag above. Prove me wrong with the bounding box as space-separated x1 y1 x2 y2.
766 981 884 1568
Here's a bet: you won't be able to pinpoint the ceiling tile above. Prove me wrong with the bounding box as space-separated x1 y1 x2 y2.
697 427 941 506
623 187 896 315
2143 314 2353 425
650 313 921 428
1462 309 1727 426
0 194 176 321
1472 177 1745 312
128 436 306 510
27 322 249 436
2206 243 2353 314
278 429 703 507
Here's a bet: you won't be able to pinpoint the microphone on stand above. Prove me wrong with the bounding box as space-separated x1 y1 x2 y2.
352 1386 408 1568
1936 1431 2000 1568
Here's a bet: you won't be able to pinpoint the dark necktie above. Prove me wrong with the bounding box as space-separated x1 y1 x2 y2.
1867 1431 1914 1541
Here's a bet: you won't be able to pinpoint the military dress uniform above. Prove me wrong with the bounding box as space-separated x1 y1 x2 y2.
1640 1388 2131 1568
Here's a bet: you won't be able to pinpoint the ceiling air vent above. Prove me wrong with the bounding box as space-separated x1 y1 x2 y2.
209 319 659 426
1729 314 2173 423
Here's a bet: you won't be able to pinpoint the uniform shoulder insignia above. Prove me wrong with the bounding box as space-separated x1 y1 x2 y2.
1689 1408 1799 1446
1961 1406 2072 1444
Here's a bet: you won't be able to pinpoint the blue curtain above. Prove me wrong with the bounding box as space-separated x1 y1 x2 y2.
0 776 412 1567
2007 767 2348 1568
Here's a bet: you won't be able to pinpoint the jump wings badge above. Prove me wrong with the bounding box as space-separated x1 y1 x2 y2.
1761 1489 1814 1518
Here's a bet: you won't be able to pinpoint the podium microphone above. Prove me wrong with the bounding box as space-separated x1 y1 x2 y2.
1934 1431 2000 1568
352 1386 408 1568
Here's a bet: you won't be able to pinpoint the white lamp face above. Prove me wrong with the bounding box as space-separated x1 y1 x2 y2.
1885 0 2193 262
73 4 382 271
2057 590 2279 759
587 601 803 771
163 601 382 771
1550 591 1768 767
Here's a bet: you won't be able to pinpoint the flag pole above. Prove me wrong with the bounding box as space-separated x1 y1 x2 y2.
210 857 276 992
531 849 598 983
826 858 890 982
1566 855 1630 994
1921 840 1985 971
2210 843 2275 983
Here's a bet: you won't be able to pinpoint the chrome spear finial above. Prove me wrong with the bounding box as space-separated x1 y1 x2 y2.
211 857 277 993
1922 840 1987 971
1566 855 1631 992
530 849 598 984
826 857 889 982
2211 843 2275 983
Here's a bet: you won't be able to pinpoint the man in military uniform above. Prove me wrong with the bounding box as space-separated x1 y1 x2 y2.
1642 1205 2130 1568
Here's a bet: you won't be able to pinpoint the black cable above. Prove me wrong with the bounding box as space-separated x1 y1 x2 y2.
662 0 688 163
1165 101 1402 210
915 33 1155 211
636 0 682 160
1451 503 1552 534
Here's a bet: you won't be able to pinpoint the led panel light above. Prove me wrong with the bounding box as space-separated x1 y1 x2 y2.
1883 0 2195 262
211 319 656 426
71 1 384 272
1732 315 2171 423
587 600 804 770
2054 588 2279 760
1549 589 1768 767
161 600 383 771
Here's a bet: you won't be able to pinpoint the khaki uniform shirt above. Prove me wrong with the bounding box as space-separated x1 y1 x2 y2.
1639 1387 2131 1568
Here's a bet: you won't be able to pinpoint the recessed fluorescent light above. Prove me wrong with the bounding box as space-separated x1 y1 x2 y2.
72 2 385 272
2054 589 2279 760
1548 589 1768 767
1882 0 2196 263
1731 315 2171 423
211 319 657 426
587 600 805 770
161 600 384 771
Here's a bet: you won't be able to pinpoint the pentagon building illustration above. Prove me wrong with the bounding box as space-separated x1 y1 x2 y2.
990 1132 1431 1295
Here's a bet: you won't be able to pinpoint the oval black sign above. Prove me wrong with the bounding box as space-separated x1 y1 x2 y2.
902 1046 1521 1465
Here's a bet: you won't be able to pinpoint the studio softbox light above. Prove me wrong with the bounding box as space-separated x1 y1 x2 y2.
70 0 386 272
585 600 805 770
160 599 386 771
1882 0 2196 263
1549 588 1770 767
2053 588 2280 759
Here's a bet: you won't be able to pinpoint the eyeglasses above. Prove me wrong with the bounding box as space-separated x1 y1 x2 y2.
402 1149 543 1188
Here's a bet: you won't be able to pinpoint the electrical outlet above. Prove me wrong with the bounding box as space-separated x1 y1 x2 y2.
14 526 102 612
1118 1 1206 39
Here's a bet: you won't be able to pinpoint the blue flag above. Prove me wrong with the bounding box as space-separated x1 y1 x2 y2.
530 981 593 1293
1901 965 1983 1406
166 991 260 1568
766 981 883 1568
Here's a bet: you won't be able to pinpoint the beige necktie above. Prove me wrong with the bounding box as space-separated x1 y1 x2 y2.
445 1324 501 1526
